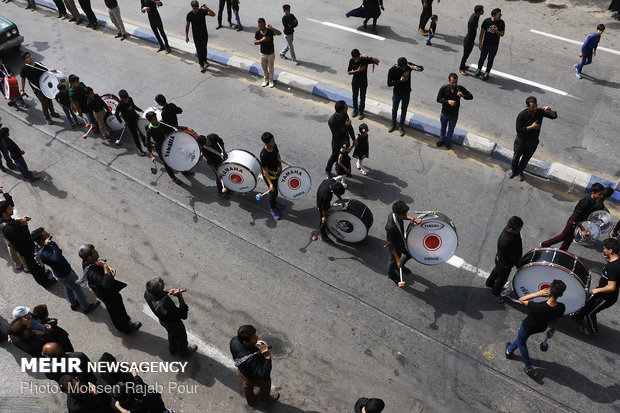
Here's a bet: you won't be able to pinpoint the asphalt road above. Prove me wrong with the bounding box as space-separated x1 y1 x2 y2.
0 3 619 413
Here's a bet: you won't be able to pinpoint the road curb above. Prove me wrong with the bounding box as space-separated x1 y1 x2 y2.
30 0 620 202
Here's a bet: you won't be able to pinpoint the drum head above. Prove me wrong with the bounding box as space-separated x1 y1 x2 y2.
326 199 372 243
105 113 123 132
588 210 614 234
101 94 120 112
407 213 458 265
574 221 600 245
217 149 261 193
161 129 200 171
39 71 67 99
278 166 312 200
3 77 10 100
513 265 586 314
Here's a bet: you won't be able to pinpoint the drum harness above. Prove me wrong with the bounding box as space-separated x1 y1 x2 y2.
384 212 439 249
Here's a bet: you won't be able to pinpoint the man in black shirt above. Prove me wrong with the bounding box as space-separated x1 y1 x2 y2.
115 89 146 155
185 1 215 72
325 100 355 178
260 132 283 221
141 0 171 53
435 73 473 149
197 133 230 197
316 178 346 243
475 8 505 81
58 375 111 413
86 88 112 140
0 200 53 287
459 5 484 75
280 4 299 63
506 279 566 379
41 342 97 385
509 96 557 181
77 0 98 28
19 52 61 125
145 111 182 184
9 317 56 357
254 18 282 88
573 238 619 336
79 244 141 335
387 57 423 136
155 94 182 127
348 49 379 120
230 325 279 406
540 182 606 251
386 200 421 284
144 276 197 356
485 216 523 301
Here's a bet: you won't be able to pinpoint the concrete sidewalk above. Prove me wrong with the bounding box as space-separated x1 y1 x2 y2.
30 0 620 203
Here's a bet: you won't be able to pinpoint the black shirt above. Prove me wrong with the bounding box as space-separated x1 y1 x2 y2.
55 90 72 108
186 8 209 38
146 123 173 154
429 20 436 33
0 216 34 256
598 259 620 303
385 214 408 256
260 144 280 178
20 63 47 93
387 64 412 95
83 262 127 301
104 0 117 8
144 290 189 323
353 397 368 413
115 97 143 124
328 112 354 147
161 103 182 127
436 84 473 117
316 178 335 213
572 195 600 222
66 389 111 413
87 94 108 113
229 336 272 381
495 228 522 268
464 13 480 42
522 301 565 334
282 13 297 35
141 0 162 21
1 137 23 160
10 332 55 358
255 29 275 55
515 108 557 141
69 82 89 112
348 57 374 87
480 18 505 46
200 134 224 165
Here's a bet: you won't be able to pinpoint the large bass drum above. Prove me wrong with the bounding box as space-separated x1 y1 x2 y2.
101 93 123 132
217 149 262 193
326 198 373 243
161 128 200 171
513 248 590 314
406 212 458 265
39 70 67 99
277 166 311 200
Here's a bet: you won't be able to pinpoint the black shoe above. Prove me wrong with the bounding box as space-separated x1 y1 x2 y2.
165 47 172 54
128 321 142 333
86 23 93 28
82 301 100 314
157 46 165 52
524 367 538 379
229 21 233 27
0 165 5 172
70 303 80 311
75 19 82 25
518 173 525 182
505 342 514 359
216 24 223 29
445 142 451 149
115 33 122 38
120 35 126 41
92 23 99 30
236 25 243 31
388 124 396 133
69 17 76 22
507 171 517 179
482 72 490 81
399 127 405 136
358 111 365 120
436 140 444 147
200 66 207 73
474 69 482 77
351 110 359 118
50 112 61 118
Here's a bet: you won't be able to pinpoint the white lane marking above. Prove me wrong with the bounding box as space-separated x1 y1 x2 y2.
446 255 490 279
307 18 386 41
142 304 236 371
530 29 620 56
478 65 576 98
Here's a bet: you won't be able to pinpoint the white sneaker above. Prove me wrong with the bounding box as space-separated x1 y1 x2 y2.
269 80 275 88
356 161 361 170
261 79 268 87
360 168 368 176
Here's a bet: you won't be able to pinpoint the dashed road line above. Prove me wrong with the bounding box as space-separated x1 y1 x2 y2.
530 29 620 56
307 18 385 41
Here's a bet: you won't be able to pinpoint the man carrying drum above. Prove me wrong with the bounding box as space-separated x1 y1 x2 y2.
19 52 61 125
145 111 182 185
316 179 346 243
260 132 284 220
572 237 619 336
485 216 523 303
385 200 421 285
197 133 230 198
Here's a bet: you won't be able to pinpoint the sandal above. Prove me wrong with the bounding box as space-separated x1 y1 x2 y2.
579 326 597 336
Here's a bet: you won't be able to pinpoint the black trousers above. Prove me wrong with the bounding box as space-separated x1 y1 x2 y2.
218 0 231 25
53 0 66 15
511 137 539 175
387 251 411 281
126 121 146 150
460 40 474 70
149 17 169 48
100 293 131 333
20 251 52 287
160 319 188 355
77 0 97 24
352 83 367 112
485 259 513 296
317 207 329 237
325 141 344 173
194 35 208 67
573 295 616 334
419 1 432 29
262 175 279 209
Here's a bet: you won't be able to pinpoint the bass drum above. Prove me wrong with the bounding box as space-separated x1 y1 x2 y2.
161 128 200 171
574 221 601 246
101 94 123 132
39 70 67 99
278 166 311 200
326 198 374 243
406 212 457 265
588 210 614 234
3 77 19 100
514 248 590 314
217 149 261 193
138 106 162 134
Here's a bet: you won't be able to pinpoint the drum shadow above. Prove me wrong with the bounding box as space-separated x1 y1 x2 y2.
354 169 413 203
183 174 232 207
556 319 620 356
327 235 389 269
529 359 620 403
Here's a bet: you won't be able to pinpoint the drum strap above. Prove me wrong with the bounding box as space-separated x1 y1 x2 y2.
201 144 223 158
0 65 8 77
392 214 407 246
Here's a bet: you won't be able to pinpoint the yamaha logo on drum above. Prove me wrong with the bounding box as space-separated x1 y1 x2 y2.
164 136 175 158
421 222 444 230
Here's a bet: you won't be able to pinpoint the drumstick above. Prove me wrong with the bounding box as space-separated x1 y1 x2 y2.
115 126 126 146
159 121 179 132
82 124 94 139
150 158 158 175
398 267 406 288
312 222 325 241
255 189 271 200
